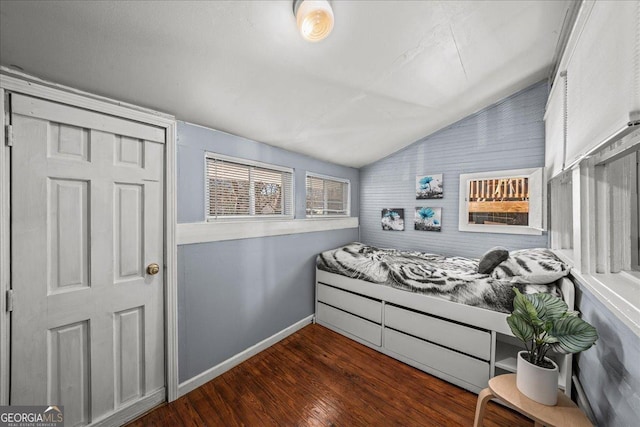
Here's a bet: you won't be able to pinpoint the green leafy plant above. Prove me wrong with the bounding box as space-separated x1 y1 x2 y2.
507 288 598 368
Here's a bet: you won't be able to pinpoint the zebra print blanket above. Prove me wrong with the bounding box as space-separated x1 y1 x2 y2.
316 242 565 314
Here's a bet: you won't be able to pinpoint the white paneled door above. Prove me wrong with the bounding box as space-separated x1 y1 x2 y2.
10 94 165 425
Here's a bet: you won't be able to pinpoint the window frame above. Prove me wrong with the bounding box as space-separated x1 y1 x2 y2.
458 167 545 235
305 172 351 217
589 142 639 274
548 169 574 259
633 150 640 271
549 130 640 335
204 152 294 221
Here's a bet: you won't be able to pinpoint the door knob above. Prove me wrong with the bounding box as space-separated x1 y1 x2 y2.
147 263 160 275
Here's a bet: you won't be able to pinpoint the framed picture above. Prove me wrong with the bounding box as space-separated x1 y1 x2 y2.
416 174 443 199
458 167 544 235
381 208 405 231
415 207 442 232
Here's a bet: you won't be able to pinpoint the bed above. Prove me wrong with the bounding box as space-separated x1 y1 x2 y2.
314 242 574 395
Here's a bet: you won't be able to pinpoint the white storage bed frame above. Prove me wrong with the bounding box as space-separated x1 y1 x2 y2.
315 269 575 395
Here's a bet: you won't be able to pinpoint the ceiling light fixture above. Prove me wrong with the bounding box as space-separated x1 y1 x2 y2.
293 0 334 42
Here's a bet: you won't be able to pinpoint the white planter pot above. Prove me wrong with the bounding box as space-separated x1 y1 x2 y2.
516 351 559 406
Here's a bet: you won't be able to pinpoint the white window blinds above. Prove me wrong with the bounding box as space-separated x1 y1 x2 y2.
306 174 349 216
206 154 293 219
564 0 638 167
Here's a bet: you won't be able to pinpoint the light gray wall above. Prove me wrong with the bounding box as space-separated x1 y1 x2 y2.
358 79 640 426
176 122 359 382
359 81 548 258
177 122 359 223
178 231 357 381
573 281 640 427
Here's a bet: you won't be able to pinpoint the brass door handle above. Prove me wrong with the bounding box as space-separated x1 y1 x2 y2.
147 263 160 275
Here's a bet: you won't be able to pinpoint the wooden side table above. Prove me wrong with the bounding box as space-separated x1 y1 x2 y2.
473 374 592 427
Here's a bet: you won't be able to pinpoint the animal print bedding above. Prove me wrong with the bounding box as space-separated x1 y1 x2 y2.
316 242 566 314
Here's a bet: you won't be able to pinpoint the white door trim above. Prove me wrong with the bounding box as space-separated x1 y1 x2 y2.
0 68 179 406
0 87 9 406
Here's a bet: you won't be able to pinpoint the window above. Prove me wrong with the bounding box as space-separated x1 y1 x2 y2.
205 153 293 219
550 150 639 271
591 145 639 273
458 168 544 235
634 150 640 271
548 170 574 256
306 173 350 216
546 128 640 331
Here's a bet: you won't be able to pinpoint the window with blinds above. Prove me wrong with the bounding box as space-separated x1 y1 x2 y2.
205 154 294 219
548 170 573 255
547 134 639 276
592 147 639 273
306 173 350 216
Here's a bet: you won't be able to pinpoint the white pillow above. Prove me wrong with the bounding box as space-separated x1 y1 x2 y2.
491 248 570 284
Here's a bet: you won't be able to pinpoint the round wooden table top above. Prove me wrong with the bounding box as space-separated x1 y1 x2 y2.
488 374 592 427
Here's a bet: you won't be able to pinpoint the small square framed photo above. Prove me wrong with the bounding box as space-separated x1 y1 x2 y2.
381 208 405 231
416 174 443 199
415 207 442 231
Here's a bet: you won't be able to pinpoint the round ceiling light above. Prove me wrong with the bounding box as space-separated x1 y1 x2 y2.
293 0 334 42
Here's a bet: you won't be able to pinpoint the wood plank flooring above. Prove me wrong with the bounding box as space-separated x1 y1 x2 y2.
128 324 531 426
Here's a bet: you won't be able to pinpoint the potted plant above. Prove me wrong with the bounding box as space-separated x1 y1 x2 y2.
507 288 598 406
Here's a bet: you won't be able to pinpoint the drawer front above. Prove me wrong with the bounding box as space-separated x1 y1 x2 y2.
384 304 491 360
317 283 382 323
384 328 490 389
317 303 382 346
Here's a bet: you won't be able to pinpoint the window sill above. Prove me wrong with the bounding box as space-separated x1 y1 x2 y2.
553 250 640 337
177 217 359 245
458 224 544 235
206 215 295 222
305 215 351 219
552 248 575 265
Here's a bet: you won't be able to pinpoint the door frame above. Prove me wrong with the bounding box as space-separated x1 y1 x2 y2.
0 68 179 408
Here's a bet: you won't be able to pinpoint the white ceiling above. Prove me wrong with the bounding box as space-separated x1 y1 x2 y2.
0 0 572 167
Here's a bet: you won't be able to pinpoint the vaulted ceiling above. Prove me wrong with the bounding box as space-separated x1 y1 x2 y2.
0 0 573 167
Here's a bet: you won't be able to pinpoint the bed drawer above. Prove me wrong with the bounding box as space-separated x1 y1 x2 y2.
317 302 382 347
317 283 382 323
384 328 490 389
384 304 491 360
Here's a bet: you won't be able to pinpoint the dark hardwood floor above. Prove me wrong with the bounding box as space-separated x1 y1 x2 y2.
128 324 531 426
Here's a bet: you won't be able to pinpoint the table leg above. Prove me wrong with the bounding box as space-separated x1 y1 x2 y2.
473 387 495 427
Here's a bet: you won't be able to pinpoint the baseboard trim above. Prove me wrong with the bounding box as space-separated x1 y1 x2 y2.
178 315 314 397
91 387 165 427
